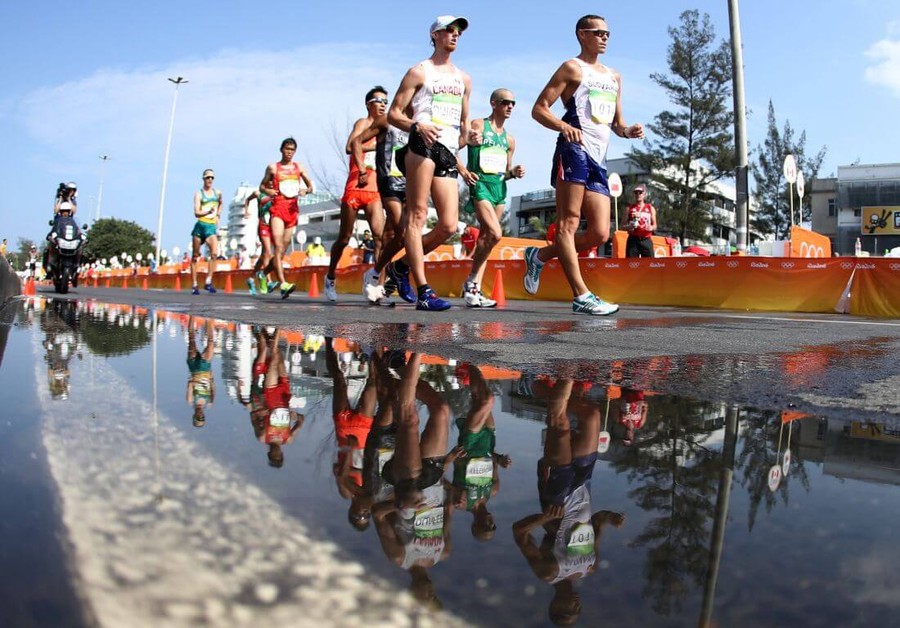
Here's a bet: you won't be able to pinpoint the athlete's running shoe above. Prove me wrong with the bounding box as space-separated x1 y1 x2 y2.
205 282 217 294
387 262 415 303
362 269 381 303
523 246 544 295
246 277 257 295
280 282 296 300
324 276 337 302
257 272 268 294
572 293 619 316
416 288 451 312
191 285 200 296
267 281 280 294
463 281 497 308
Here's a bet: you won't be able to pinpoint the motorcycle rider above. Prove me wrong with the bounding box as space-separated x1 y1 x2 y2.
45 182 84 285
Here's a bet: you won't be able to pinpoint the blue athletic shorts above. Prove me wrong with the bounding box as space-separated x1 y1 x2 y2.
551 140 609 195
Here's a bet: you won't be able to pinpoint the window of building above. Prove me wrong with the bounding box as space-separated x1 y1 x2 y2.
828 199 836 217
853 208 861 217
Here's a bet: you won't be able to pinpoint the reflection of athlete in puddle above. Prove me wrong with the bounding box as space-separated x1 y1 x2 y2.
186 317 216 427
372 352 463 610
513 378 625 626
326 337 376 526
450 363 511 541
247 328 304 467
617 386 647 447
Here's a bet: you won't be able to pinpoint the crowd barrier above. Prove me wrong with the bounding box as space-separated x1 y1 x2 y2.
77 255 899 318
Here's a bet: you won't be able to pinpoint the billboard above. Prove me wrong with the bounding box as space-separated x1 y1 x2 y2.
861 206 900 235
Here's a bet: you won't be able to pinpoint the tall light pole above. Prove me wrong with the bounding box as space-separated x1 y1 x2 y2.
155 76 188 262
728 0 750 252
96 155 111 222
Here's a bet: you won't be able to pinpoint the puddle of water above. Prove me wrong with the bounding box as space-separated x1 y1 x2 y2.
2 297 899 627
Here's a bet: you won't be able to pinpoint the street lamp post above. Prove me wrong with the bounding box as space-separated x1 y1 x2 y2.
728 0 749 253
96 155 111 222
155 77 188 262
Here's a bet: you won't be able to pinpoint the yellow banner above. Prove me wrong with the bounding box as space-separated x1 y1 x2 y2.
861 206 900 235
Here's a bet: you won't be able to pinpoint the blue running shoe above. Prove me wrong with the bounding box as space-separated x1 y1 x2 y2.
246 277 257 295
191 285 200 296
416 288 451 312
523 246 544 295
387 262 415 303
205 282 216 294
572 293 619 316
267 280 280 294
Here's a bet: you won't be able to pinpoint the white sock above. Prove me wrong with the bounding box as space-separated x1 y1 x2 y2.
575 292 591 301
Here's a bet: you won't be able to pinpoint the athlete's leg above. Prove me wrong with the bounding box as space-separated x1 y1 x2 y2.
270 217 287 284
362 198 385 267
326 202 359 281
402 153 436 287
205 235 218 286
190 235 202 288
469 200 504 287
420 176 458 258
375 197 405 275
539 181 589 297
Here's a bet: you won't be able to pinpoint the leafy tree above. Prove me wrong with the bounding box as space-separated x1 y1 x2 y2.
750 100 827 239
628 10 735 244
6 237 39 270
83 218 156 263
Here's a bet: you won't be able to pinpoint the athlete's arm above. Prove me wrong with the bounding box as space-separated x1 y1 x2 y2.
260 164 278 197
458 72 473 152
649 205 657 232
297 165 315 196
193 190 204 218
533 60 582 144
345 117 372 156
215 189 223 220
243 190 259 218
504 135 526 180
458 118 483 185
610 71 644 139
389 65 438 145
351 116 385 188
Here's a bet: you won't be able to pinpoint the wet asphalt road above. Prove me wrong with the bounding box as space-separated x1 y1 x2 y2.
35 285 900 422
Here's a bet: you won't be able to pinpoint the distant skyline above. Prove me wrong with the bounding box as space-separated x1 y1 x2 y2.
2 1 898 251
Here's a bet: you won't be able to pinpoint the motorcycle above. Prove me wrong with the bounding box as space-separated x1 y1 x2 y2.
44 203 87 294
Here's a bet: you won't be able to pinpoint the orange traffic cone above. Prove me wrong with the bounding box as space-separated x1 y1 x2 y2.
93 276 99 288
105 277 111 288
308 273 320 298
490 268 507 307
224 273 233 294
142 276 149 290
122 276 129 289
174 274 182 291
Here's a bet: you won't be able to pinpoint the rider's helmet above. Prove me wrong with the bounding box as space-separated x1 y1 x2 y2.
66 182 77 190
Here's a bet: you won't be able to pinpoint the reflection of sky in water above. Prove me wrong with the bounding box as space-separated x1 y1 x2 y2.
5 299 900 627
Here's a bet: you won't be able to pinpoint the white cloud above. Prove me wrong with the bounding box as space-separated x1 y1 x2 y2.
864 37 900 98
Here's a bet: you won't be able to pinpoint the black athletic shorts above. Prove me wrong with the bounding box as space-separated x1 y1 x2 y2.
398 129 459 178
377 176 407 202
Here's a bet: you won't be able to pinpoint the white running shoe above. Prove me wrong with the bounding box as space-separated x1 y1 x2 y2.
324 276 337 301
365 282 387 304
523 246 544 295
572 293 620 316
362 270 380 302
463 281 497 308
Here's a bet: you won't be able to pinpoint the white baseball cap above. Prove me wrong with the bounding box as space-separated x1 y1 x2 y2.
430 15 468 34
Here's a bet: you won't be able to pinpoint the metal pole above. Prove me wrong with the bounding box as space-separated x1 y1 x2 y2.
96 155 110 221
728 0 749 253
155 77 188 262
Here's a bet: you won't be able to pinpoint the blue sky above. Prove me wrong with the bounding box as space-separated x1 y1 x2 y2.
2 1 899 253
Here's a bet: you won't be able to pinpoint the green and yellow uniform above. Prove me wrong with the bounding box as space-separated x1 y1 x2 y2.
466 118 509 211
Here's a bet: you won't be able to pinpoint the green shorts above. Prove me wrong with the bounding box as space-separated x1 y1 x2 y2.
466 176 507 212
191 221 218 241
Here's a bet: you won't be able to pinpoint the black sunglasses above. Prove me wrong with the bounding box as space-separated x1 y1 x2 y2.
497 99 516 107
367 97 388 104
580 28 611 39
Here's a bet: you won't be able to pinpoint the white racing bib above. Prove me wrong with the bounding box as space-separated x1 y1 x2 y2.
413 506 444 538
279 179 301 199
465 457 494 486
269 407 291 428
432 92 462 150
363 150 377 171
478 145 507 175
566 522 595 556
588 88 616 125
